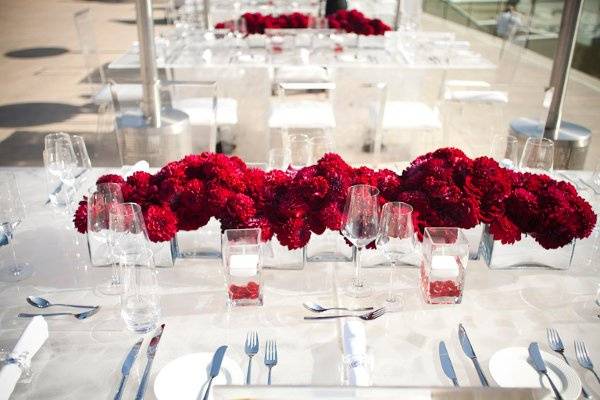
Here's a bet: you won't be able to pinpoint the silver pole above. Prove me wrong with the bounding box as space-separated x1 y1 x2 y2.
543 0 584 140
135 0 161 127
394 0 402 30
203 0 210 29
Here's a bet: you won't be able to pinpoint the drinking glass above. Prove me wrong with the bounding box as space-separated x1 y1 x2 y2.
310 134 336 163
376 202 415 308
341 185 380 298
519 137 554 173
489 135 518 169
88 183 124 294
289 134 312 171
420 227 468 304
222 228 263 306
120 249 161 333
0 173 32 282
43 134 77 209
267 148 291 171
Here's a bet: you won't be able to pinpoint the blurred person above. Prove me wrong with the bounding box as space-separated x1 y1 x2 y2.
496 0 522 38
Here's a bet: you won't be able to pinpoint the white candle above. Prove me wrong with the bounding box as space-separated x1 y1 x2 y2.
229 254 259 277
431 255 460 279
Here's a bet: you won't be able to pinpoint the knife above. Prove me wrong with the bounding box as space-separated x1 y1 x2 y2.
202 345 228 400
114 338 143 400
135 323 165 400
458 323 489 386
528 342 563 400
439 341 459 387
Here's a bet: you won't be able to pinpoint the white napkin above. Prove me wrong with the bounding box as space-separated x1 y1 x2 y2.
0 316 49 400
342 320 370 386
121 160 150 178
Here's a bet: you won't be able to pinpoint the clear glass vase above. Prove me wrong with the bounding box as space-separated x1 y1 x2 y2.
174 217 222 259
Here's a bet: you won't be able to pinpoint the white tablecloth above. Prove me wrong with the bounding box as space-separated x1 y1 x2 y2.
0 167 599 399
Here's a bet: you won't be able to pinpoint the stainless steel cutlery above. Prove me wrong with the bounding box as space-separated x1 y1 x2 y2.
203 345 228 400
135 323 165 400
304 307 385 321
27 295 98 310
458 323 489 386
528 342 563 400
244 331 259 385
264 339 278 385
302 302 374 313
439 341 459 387
547 328 591 398
114 338 143 400
18 307 100 320
575 339 600 384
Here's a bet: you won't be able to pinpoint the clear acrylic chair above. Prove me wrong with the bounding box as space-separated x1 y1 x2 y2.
73 8 142 106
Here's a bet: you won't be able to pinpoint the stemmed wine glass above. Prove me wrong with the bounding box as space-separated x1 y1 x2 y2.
519 137 554 174
376 202 415 309
341 184 380 298
88 183 124 295
489 135 518 169
43 134 77 210
109 202 152 269
0 173 32 281
70 135 92 187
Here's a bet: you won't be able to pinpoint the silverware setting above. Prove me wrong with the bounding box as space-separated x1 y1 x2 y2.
202 345 228 400
458 323 489 387
302 302 374 313
244 331 259 385
439 340 459 387
264 339 278 385
18 307 100 320
135 323 165 400
303 307 385 321
114 338 143 400
575 339 600 385
547 328 591 398
27 295 98 310
528 342 563 400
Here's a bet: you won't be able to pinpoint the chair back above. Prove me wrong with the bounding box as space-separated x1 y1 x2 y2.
73 8 106 86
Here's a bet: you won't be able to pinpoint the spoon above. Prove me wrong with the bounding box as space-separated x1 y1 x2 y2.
18 307 100 320
303 302 374 313
27 296 98 310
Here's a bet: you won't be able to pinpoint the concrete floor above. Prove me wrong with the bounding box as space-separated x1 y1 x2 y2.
0 0 599 169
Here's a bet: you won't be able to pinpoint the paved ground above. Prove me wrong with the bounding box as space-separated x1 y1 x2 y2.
0 0 599 169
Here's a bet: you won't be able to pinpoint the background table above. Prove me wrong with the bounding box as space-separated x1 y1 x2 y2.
0 167 599 399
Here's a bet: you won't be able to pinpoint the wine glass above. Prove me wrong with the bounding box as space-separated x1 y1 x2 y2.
489 134 518 169
310 134 335 163
376 202 415 309
43 134 77 209
519 137 554 174
88 183 124 295
109 202 151 265
267 148 291 171
70 135 92 187
341 184 380 298
289 134 312 171
0 173 32 281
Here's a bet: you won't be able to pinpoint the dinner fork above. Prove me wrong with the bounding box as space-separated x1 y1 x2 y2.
575 340 600 384
244 331 259 385
264 339 278 385
303 307 385 321
547 329 591 398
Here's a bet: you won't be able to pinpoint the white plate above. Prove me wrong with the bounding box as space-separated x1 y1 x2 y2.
489 347 582 400
154 352 244 400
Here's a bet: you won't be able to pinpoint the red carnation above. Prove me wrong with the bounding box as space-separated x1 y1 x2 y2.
225 193 256 224
143 205 178 242
275 218 311 250
96 174 125 186
73 199 88 234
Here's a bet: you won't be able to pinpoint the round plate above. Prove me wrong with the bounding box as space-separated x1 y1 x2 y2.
489 347 582 400
154 352 243 400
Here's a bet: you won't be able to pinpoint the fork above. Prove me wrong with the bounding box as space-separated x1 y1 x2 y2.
575 339 600 384
244 331 259 385
303 307 385 321
264 339 278 385
547 329 591 398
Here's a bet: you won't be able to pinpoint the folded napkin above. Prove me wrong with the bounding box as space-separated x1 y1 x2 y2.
121 160 150 178
0 316 49 400
342 320 370 386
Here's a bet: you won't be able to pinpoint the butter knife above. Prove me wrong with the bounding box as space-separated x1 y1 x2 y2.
439 341 459 387
135 324 165 400
458 323 489 386
114 338 143 400
528 342 563 400
203 345 228 400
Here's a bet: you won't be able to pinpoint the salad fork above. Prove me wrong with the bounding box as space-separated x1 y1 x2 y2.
547 329 591 398
575 340 600 384
303 307 385 321
244 331 259 385
264 339 278 385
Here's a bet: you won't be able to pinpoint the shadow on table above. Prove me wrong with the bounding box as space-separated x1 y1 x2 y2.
4 47 69 59
0 130 121 167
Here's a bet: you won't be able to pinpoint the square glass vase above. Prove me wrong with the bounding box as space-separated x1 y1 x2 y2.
479 225 575 270
223 228 263 307
174 217 222 259
419 227 469 305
